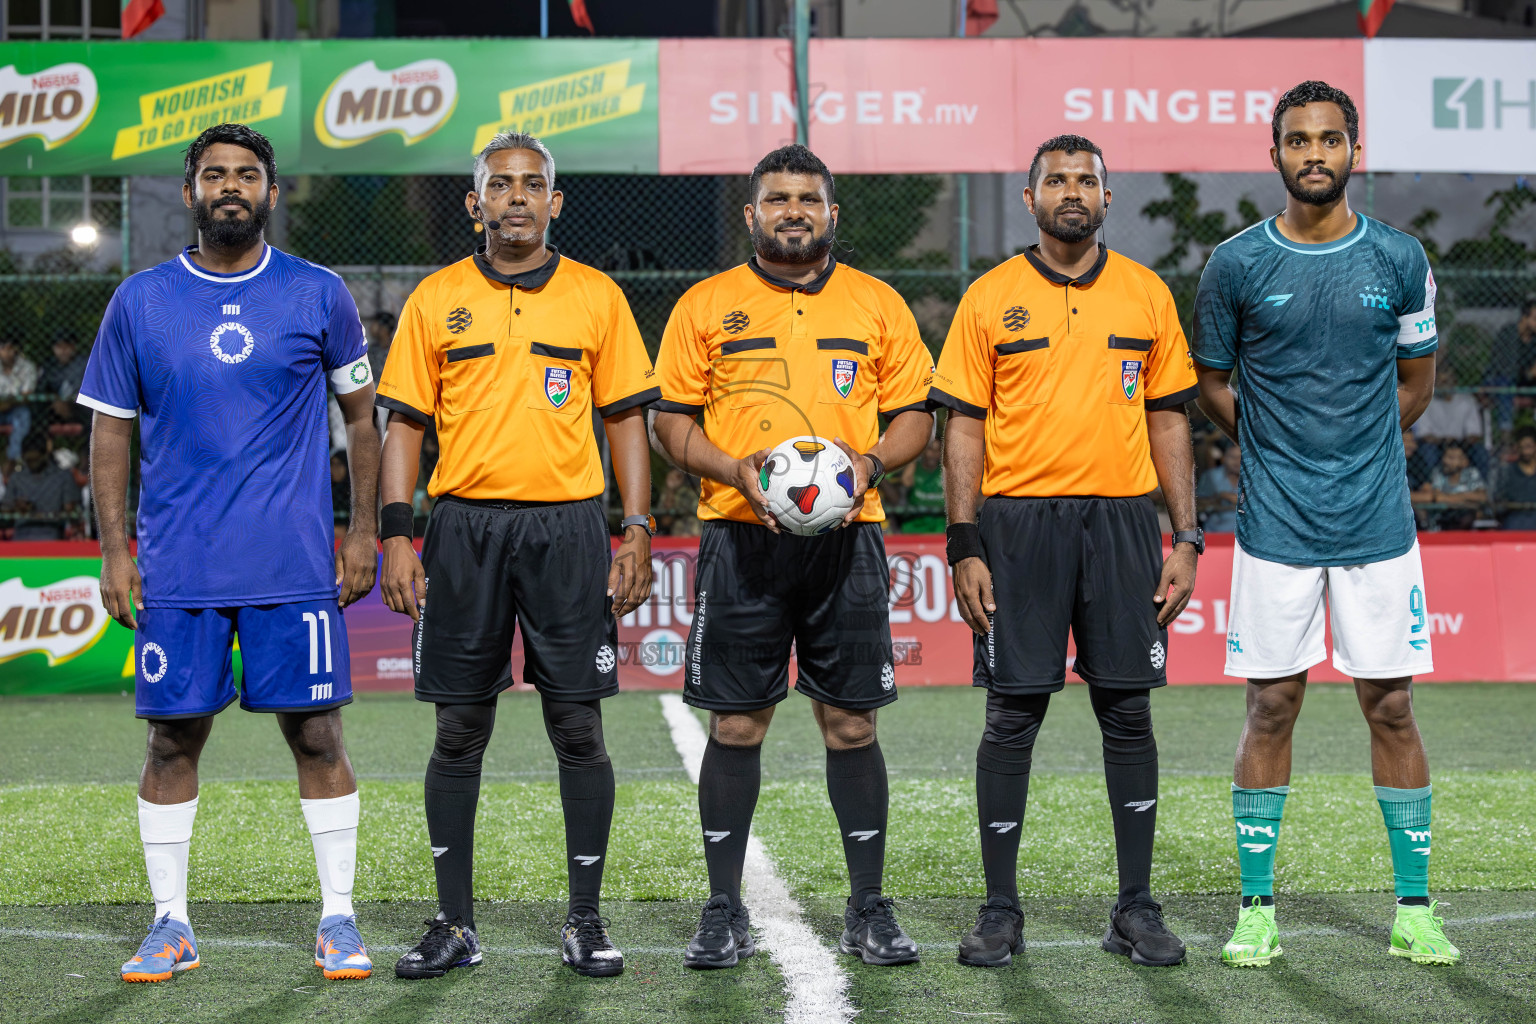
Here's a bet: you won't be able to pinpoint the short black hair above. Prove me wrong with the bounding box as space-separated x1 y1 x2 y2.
184 124 277 189
372 311 398 331
1028 134 1106 191
749 144 834 205
1516 426 1536 444
21 433 47 456
1271 81 1359 148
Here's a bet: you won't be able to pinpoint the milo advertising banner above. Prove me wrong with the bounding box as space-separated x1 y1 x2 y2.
300 39 656 174
0 42 300 176
0 558 131 696
0 39 659 176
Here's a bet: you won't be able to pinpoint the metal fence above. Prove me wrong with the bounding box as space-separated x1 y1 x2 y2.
0 171 1532 540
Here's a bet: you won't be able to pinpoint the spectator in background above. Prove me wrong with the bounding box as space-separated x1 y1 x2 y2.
40 332 91 434
898 438 945 533
1413 364 1488 474
1403 429 1434 529
655 465 699 536
0 339 38 464
367 312 397 440
1488 296 1536 398
1418 443 1486 531
1197 443 1241 533
1494 427 1536 531
330 451 351 542
4 435 79 540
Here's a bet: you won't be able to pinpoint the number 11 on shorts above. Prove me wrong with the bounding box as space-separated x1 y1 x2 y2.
302 610 333 674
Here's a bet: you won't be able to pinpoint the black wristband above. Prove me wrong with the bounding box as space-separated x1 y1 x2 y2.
380 502 415 541
945 522 985 567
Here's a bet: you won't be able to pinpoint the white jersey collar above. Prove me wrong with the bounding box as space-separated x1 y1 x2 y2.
178 244 272 284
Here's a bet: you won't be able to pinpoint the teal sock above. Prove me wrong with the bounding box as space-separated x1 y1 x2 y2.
1375 785 1432 899
1233 785 1289 900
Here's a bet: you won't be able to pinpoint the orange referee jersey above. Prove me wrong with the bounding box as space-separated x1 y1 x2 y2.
929 245 1197 498
376 247 658 501
655 256 932 524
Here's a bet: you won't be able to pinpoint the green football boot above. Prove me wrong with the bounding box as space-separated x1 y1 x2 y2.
1389 901 1460 964
1221 897 1282 967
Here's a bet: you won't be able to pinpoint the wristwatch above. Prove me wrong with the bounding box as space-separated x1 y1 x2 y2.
621 514 657 537
1171 528 1205 555
863 452 887 490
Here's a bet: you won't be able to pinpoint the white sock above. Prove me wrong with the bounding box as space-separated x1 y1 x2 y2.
138 796 197 925
301 791 359 919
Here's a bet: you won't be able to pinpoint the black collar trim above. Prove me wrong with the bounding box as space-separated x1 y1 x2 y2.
1022 243 1108 286
473 245 561 289
747 253 837 294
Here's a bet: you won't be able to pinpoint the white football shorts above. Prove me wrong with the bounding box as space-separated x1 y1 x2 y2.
1223 540 1434 680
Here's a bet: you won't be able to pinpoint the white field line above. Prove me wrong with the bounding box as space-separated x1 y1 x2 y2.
659 693 854 1024
5 909 1532 959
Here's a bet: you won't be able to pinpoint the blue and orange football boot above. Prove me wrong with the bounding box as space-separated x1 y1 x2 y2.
315 914 373 979
121 914 199 982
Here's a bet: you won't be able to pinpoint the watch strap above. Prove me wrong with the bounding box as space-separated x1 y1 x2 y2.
863 452 886 489
621 514 656 537
1171 529 1205 554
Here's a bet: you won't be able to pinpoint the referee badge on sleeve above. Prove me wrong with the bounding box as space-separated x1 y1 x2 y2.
1121 359 1142 400
545 366 571 408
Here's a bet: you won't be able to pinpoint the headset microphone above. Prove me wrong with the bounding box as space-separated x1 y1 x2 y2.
473 204 501 231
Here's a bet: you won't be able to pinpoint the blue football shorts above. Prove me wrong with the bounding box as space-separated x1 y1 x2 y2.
133 599 352 719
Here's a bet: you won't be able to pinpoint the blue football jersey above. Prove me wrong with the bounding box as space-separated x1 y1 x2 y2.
1191 215 1438 567
79 245 371 607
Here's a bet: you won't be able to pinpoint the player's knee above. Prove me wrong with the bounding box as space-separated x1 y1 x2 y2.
144 719 207 773
1247 687 1302 736
981 691 1048 750
1092 689 1156 763
541 697 608 771
711 712 768 748
1362 687 1416 734
429 700 497 777
819 708 876 750
283 712 345 765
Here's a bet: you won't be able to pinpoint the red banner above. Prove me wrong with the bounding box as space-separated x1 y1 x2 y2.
657 38 1364 174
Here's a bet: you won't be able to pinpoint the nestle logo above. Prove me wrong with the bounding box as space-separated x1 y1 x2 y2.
391 69 439 85
31 73 79 89
40 586 92 605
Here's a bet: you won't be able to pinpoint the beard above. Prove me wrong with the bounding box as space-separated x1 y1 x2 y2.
1036 201 1106 245
751 217 835 265
1282 161 1351 207
193 194 270 250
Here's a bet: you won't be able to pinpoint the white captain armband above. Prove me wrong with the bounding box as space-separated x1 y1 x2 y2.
330 357 374 394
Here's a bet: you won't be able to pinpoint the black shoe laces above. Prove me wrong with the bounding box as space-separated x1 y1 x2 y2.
413 918 464 958
855 897 904 939
1120 900 1172 935
696 901 736 942
975 902 1023 928
568 916 614 950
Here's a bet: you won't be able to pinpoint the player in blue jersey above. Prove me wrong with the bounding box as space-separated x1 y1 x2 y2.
1192 83 1458 967
79 125 381 983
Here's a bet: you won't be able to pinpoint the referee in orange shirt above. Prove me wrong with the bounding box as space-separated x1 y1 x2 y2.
374 133 657 979
652 145 933 969
930 135 1201 968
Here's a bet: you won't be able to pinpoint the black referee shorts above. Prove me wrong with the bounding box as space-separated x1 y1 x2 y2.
975 494 1168 694
682 520 897 714
413 495 619 705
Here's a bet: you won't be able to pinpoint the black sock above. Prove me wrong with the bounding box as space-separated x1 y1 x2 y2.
560 760 615 917
698 737 761 903
976 739 1032 906
424 700 497 929
425 770 481 927
1092 688 1159 907
1397 896 1431 907
826 741 889 907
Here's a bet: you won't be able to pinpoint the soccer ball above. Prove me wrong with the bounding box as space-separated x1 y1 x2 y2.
760 435 860 536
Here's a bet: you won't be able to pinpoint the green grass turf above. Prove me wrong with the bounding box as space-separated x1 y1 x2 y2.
3 683 1535 1023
